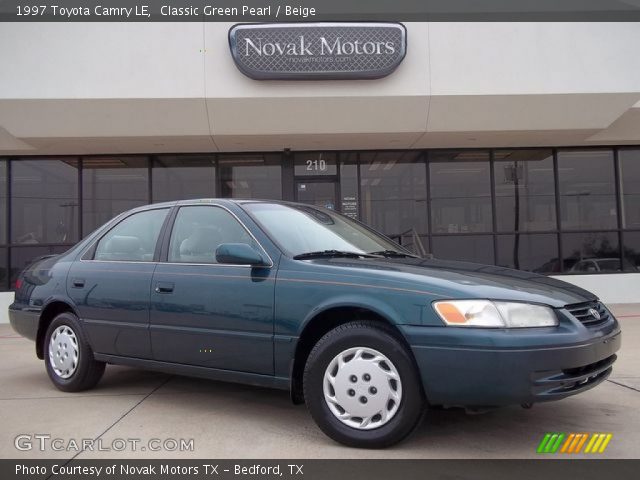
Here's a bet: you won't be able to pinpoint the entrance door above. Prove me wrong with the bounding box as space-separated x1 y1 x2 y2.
295 181 338 210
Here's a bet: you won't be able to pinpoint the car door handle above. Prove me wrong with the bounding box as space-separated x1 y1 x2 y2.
71 278 85 288
155 282 174 294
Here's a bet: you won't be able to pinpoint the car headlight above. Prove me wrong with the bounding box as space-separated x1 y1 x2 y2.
433 300 558 328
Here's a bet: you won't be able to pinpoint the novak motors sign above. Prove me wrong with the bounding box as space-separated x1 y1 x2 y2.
229 23 407 80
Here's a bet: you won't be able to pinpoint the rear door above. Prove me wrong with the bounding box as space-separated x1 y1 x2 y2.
67 207 170 359
149 204 276 375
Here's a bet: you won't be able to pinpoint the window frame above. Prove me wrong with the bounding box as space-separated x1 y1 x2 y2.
160 203 274 268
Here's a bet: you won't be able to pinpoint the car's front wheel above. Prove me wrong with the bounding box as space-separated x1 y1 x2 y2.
44 312 105 392
303 321 425 448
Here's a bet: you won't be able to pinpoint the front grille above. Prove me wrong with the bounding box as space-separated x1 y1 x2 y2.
566 301 610 327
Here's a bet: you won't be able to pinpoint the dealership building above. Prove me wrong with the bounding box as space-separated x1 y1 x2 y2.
0 21 639 319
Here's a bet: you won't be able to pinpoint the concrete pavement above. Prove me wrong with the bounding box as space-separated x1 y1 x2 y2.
1 305 638 459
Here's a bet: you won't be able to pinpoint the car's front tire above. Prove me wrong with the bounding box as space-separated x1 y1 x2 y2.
44 312 105 392
303 321 425 448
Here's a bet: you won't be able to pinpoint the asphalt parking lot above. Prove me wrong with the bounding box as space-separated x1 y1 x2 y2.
1 305 638 459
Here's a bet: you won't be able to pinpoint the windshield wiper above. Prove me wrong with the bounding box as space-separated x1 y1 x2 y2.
293 250 379 260
367 250 420 258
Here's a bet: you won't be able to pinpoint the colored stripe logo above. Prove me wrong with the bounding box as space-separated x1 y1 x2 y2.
537 433 612 454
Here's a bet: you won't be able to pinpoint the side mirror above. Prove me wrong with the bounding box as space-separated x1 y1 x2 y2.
215 243 267 266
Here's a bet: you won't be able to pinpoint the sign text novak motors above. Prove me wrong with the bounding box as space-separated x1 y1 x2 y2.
228 23 407 80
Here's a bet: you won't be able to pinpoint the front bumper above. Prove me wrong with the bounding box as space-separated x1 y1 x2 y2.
401 320 621 407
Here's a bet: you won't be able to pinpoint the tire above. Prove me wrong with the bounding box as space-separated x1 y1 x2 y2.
303 321 425 448
44 312 105 392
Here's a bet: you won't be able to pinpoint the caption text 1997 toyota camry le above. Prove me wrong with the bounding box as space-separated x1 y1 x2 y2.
9 200 621 448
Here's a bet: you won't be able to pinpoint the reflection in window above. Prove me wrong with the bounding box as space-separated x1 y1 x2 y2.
11 159 79 244
494 150 556 232
562 232 620 273
558 150 617 230
431 235 494 264
622 232 640 272
0 248 7 290
219 155 282 199
430 151 492 233
10 245 69 287
496 234 558 273
153 156 215 202
360 151 428 255
619 149 640 230
82 157 149 236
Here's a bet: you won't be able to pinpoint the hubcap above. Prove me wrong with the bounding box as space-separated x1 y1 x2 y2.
323 347 402 430
48 325 79 379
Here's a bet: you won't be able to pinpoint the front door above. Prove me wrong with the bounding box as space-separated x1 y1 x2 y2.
149 205 275 375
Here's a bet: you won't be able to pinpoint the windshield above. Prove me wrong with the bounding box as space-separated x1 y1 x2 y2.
243 203 404 257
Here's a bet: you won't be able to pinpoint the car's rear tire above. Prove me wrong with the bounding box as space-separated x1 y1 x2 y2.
44 312 105 392
303 321 425 448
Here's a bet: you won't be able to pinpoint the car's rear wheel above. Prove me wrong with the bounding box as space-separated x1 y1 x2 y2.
44 312 105 392
303 321 425 448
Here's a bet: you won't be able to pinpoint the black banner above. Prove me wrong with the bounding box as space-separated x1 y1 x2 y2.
3 459 640 480
1 0 640 22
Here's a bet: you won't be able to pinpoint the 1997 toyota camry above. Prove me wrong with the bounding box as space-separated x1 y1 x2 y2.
9 200 621 448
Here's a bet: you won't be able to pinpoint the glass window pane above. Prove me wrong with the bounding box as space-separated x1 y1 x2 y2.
0 160 6 244
168 206 257 263
219 154 282 199
562 232 620 273
10 245 69 287
0 248 7 290
82 157 149 236
558 150 617 230
94 208 168 262
619 148 640 229
153 155 215 202
494 150 556 232
496 234 558 273
339 153 359 220
360 151 428 253
430 151 492 233
431 235 494 264
294 152 337 176
11 159 79 244
622 232 640 272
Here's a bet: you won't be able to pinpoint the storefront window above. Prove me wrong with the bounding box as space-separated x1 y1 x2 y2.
153 155 216 202
494 150 556 232
558 150 617 230
622 232 640 272
219 154 282 199
82 157 148 236
562 232 620 273
430 151 493 233
431 235 494 264
0 160 6 244
11 159 79 244
340 153 359 220
619 148 640 230
496 234 559 273
0 248 7 290
360 151 428 254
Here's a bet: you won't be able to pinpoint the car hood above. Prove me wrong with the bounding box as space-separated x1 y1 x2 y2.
304 257 597 308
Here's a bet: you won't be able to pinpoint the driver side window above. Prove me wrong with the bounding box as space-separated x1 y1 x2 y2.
168 206 256 264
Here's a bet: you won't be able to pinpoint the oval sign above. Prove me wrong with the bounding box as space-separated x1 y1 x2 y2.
228 22 407 80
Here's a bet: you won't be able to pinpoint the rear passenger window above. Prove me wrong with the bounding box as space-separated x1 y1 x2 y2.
94 209 168 262
168 206 257 264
